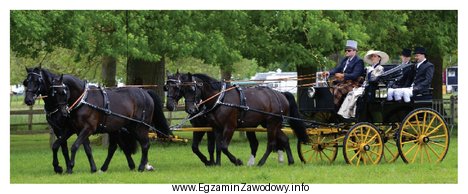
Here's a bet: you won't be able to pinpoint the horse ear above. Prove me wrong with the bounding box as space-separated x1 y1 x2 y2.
166 70 172 77
59 74 64 82
176 69 179 74
187 72 192 80
25 67 31 73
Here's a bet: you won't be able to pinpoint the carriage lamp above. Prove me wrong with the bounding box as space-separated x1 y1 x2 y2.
307 87 316 98
375 88 388 99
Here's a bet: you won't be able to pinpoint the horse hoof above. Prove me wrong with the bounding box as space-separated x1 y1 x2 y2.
66 169 73 174
247 155 255 166
235 159 243 166
145 164 154 171
54 166 63 174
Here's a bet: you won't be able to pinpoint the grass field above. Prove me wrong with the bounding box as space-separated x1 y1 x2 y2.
10 132 458 184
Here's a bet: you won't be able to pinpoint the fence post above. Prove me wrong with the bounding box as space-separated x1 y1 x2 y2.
450 95 456 128
28 106 33 131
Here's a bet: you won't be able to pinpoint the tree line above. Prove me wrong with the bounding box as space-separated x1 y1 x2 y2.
10 10 457 99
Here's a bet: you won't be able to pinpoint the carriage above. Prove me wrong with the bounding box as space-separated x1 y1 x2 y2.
295 68 450 165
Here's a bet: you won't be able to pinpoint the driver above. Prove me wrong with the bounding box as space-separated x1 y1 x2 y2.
322 40 365 109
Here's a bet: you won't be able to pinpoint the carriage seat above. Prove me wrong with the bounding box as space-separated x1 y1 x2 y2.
412 88 433 103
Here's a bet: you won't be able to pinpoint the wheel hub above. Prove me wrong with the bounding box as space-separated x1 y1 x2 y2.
359 143 370 152
313 144 323 151
418 135 430 144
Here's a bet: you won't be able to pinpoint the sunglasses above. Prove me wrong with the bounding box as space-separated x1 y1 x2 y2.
345 49 354 52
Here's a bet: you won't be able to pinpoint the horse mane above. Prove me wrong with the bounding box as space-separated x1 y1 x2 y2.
192 73 223 90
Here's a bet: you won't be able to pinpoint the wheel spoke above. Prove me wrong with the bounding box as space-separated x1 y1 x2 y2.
429 134 447 139
401 130 417 138
356 153 362 166
424 145 432 163
364 127 371 143
407 120 420 135
349 150 360 162
365 152 376 164
428 141 447 148
404 142 419 156
422 112 427 134
322 150 332 162
401 139 418 145
424 115 437 134
366 134 379 145
415 113 422 134
302 149 313 154
426 143 442 160
411 144 422 163
426 123 444 136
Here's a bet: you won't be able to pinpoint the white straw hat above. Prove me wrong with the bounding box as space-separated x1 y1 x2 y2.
364 50 389 65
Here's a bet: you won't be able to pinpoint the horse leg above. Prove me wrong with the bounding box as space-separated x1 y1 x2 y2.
257 121 280 166
82 137 97 173
100 132 118 172
207 131 216 165
135 127 150 172
246 132 258 166
277 130 294 165
69 128 93 174
191 132 210 166
52 129 73 173
214 129 223 166
51 136 65 173
220 127 243 166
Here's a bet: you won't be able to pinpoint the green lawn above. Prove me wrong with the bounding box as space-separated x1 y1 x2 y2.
10 133 458 184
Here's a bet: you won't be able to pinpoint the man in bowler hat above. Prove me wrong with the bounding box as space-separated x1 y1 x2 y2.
387 48 413 100
387 47 434 102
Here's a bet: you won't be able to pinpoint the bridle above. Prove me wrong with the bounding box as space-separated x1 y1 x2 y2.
25 71 45 99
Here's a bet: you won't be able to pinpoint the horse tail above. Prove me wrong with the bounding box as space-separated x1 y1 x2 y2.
117 131 138 154
146 90 173 137
282 91 309 143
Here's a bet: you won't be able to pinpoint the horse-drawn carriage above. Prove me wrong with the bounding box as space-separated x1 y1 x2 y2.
23 66 450 173
296 69 450 165
164 66 450 166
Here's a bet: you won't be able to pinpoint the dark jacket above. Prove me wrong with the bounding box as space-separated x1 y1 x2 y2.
329 56 365 81
393 63 415 88
412 60 434 95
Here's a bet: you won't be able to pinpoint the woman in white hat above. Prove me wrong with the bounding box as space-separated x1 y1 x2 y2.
338 50 389 119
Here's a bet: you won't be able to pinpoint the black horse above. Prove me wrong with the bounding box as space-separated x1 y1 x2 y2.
167 72 308 166
51 75 171 172
166 72 289 166
48 72 171 172
23 67 97 173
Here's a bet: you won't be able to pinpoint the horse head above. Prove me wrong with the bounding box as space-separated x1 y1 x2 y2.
165 71 183 111
178 72 204 115
50 75 71 117
23 67 51 106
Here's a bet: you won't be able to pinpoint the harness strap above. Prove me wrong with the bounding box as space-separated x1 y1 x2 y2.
67 82 89 112
235 85 247 125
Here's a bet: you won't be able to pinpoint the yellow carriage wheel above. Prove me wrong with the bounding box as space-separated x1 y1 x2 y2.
298 133 338 164
382 124 400 163
397 108 450 164
343 123 384 166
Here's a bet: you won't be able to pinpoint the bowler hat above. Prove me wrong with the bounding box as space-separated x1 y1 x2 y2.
401 48 411 57
345 40 358 50
413 47 426 55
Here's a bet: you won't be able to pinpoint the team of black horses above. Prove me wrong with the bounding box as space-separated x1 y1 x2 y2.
23 67 309 173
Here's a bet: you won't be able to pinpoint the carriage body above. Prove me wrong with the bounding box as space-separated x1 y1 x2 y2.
296 69 450 165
